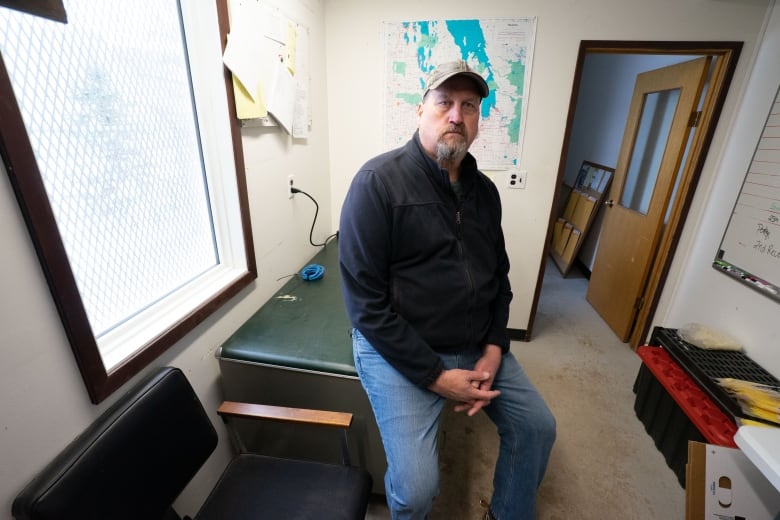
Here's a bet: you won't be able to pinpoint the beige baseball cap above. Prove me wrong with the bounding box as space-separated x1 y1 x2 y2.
423 60 489 99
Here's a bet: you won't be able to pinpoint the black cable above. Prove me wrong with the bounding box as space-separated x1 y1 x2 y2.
291 187 338 247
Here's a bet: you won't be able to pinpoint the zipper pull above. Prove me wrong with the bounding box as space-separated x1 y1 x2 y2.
456 210 462 225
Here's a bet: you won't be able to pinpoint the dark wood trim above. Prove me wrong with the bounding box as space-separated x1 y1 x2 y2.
526 40 589 341
216 0 257 278
507 328 529 342
0 0 66 23
0 3 257 403
580 40 744 55
0 57 105 391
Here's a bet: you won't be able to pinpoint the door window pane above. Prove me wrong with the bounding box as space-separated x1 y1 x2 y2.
620 88 680 215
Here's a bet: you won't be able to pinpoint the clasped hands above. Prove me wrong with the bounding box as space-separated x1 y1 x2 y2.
428 344 503 416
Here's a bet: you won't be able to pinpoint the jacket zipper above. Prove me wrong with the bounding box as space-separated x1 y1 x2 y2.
455 203 476 345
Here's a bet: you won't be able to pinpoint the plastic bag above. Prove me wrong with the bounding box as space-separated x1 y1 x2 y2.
678 322 743 351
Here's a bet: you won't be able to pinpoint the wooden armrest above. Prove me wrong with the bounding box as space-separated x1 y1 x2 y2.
217 401 353 430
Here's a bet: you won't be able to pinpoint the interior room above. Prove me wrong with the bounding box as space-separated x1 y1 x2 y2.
1 0 778 518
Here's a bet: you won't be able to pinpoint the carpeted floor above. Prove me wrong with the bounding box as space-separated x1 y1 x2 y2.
366 259 685 519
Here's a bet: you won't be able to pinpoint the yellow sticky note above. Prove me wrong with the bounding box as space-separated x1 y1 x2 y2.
232 73 267 120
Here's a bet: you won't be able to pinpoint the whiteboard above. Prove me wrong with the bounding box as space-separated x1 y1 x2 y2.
715 83 780 303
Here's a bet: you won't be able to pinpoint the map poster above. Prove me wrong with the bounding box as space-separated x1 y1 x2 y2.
383 18 536 170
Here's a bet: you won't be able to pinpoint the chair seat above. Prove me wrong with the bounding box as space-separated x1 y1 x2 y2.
194 454 372 520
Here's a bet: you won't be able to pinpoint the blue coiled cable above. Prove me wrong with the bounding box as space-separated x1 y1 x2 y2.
300 263 325 281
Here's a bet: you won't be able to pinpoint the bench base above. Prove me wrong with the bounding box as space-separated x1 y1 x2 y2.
217 357 387 494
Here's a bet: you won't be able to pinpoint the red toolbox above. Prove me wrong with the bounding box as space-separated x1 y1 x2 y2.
633 345 737 486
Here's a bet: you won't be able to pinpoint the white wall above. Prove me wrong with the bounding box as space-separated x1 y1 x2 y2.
654 0 780 377
1 0 777 515
324 0 770 331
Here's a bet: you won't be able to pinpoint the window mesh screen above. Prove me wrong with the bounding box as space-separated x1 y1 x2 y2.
0 1 218 336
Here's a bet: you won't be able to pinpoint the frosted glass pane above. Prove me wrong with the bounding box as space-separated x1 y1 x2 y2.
0 1 218 335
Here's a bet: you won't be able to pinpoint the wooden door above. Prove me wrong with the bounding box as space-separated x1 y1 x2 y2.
586 57 710 341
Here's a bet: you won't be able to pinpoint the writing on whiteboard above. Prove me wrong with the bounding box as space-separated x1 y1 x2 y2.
753 240 780 260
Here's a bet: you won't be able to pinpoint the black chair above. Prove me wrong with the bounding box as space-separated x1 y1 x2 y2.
12 366 372 520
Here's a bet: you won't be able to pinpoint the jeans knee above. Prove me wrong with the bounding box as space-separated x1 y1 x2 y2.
533 402 557 451
542 405 557 439
505 401 556 450
387 472 439 515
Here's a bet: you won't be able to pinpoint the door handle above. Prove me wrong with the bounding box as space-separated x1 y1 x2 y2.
604 199 615 207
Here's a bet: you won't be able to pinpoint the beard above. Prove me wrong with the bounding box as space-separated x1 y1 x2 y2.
435 126 470 163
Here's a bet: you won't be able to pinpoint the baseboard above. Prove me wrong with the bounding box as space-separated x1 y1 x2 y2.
574 258 592 279
507 328 529 342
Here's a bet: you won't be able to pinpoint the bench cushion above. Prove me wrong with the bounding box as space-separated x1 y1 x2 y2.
218 243 356 377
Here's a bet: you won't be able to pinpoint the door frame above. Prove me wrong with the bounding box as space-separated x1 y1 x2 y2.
527 40 742 348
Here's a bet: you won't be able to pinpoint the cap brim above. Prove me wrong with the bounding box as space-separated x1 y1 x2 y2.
426 71 489 98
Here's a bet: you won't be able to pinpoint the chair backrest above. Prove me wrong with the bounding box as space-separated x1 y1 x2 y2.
12 367 218 520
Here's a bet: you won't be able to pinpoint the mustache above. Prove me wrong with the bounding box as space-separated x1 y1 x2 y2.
441 125 464 136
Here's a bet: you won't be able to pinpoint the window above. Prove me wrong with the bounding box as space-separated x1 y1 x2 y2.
0 1 255 403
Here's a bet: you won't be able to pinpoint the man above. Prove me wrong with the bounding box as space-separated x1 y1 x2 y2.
339 60 556 520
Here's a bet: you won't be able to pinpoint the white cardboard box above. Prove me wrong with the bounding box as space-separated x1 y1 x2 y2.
687 441 780 520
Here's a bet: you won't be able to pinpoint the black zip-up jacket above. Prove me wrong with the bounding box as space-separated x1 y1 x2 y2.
338 131 513 388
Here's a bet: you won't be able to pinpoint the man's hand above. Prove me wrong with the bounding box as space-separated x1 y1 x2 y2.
428 344 504 416
453 344 503 416
428 368 500 415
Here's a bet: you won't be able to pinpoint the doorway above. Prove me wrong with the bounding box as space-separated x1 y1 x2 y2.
528 41 742 349
586 56 711 341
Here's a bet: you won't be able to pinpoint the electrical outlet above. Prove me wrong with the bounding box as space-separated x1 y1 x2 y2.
287 174 295 199
507 171 527 190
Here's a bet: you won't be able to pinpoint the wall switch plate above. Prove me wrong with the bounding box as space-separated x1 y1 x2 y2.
508 171 527 189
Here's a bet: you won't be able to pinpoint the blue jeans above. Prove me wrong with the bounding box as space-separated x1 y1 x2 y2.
352 329 556 520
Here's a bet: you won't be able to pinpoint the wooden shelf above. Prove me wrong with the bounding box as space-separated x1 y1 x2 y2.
551 160 614 277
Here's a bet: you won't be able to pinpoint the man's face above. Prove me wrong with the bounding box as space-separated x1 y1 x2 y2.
417 76 482 164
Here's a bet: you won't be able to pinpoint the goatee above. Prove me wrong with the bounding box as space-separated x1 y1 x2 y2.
436 135 468 162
